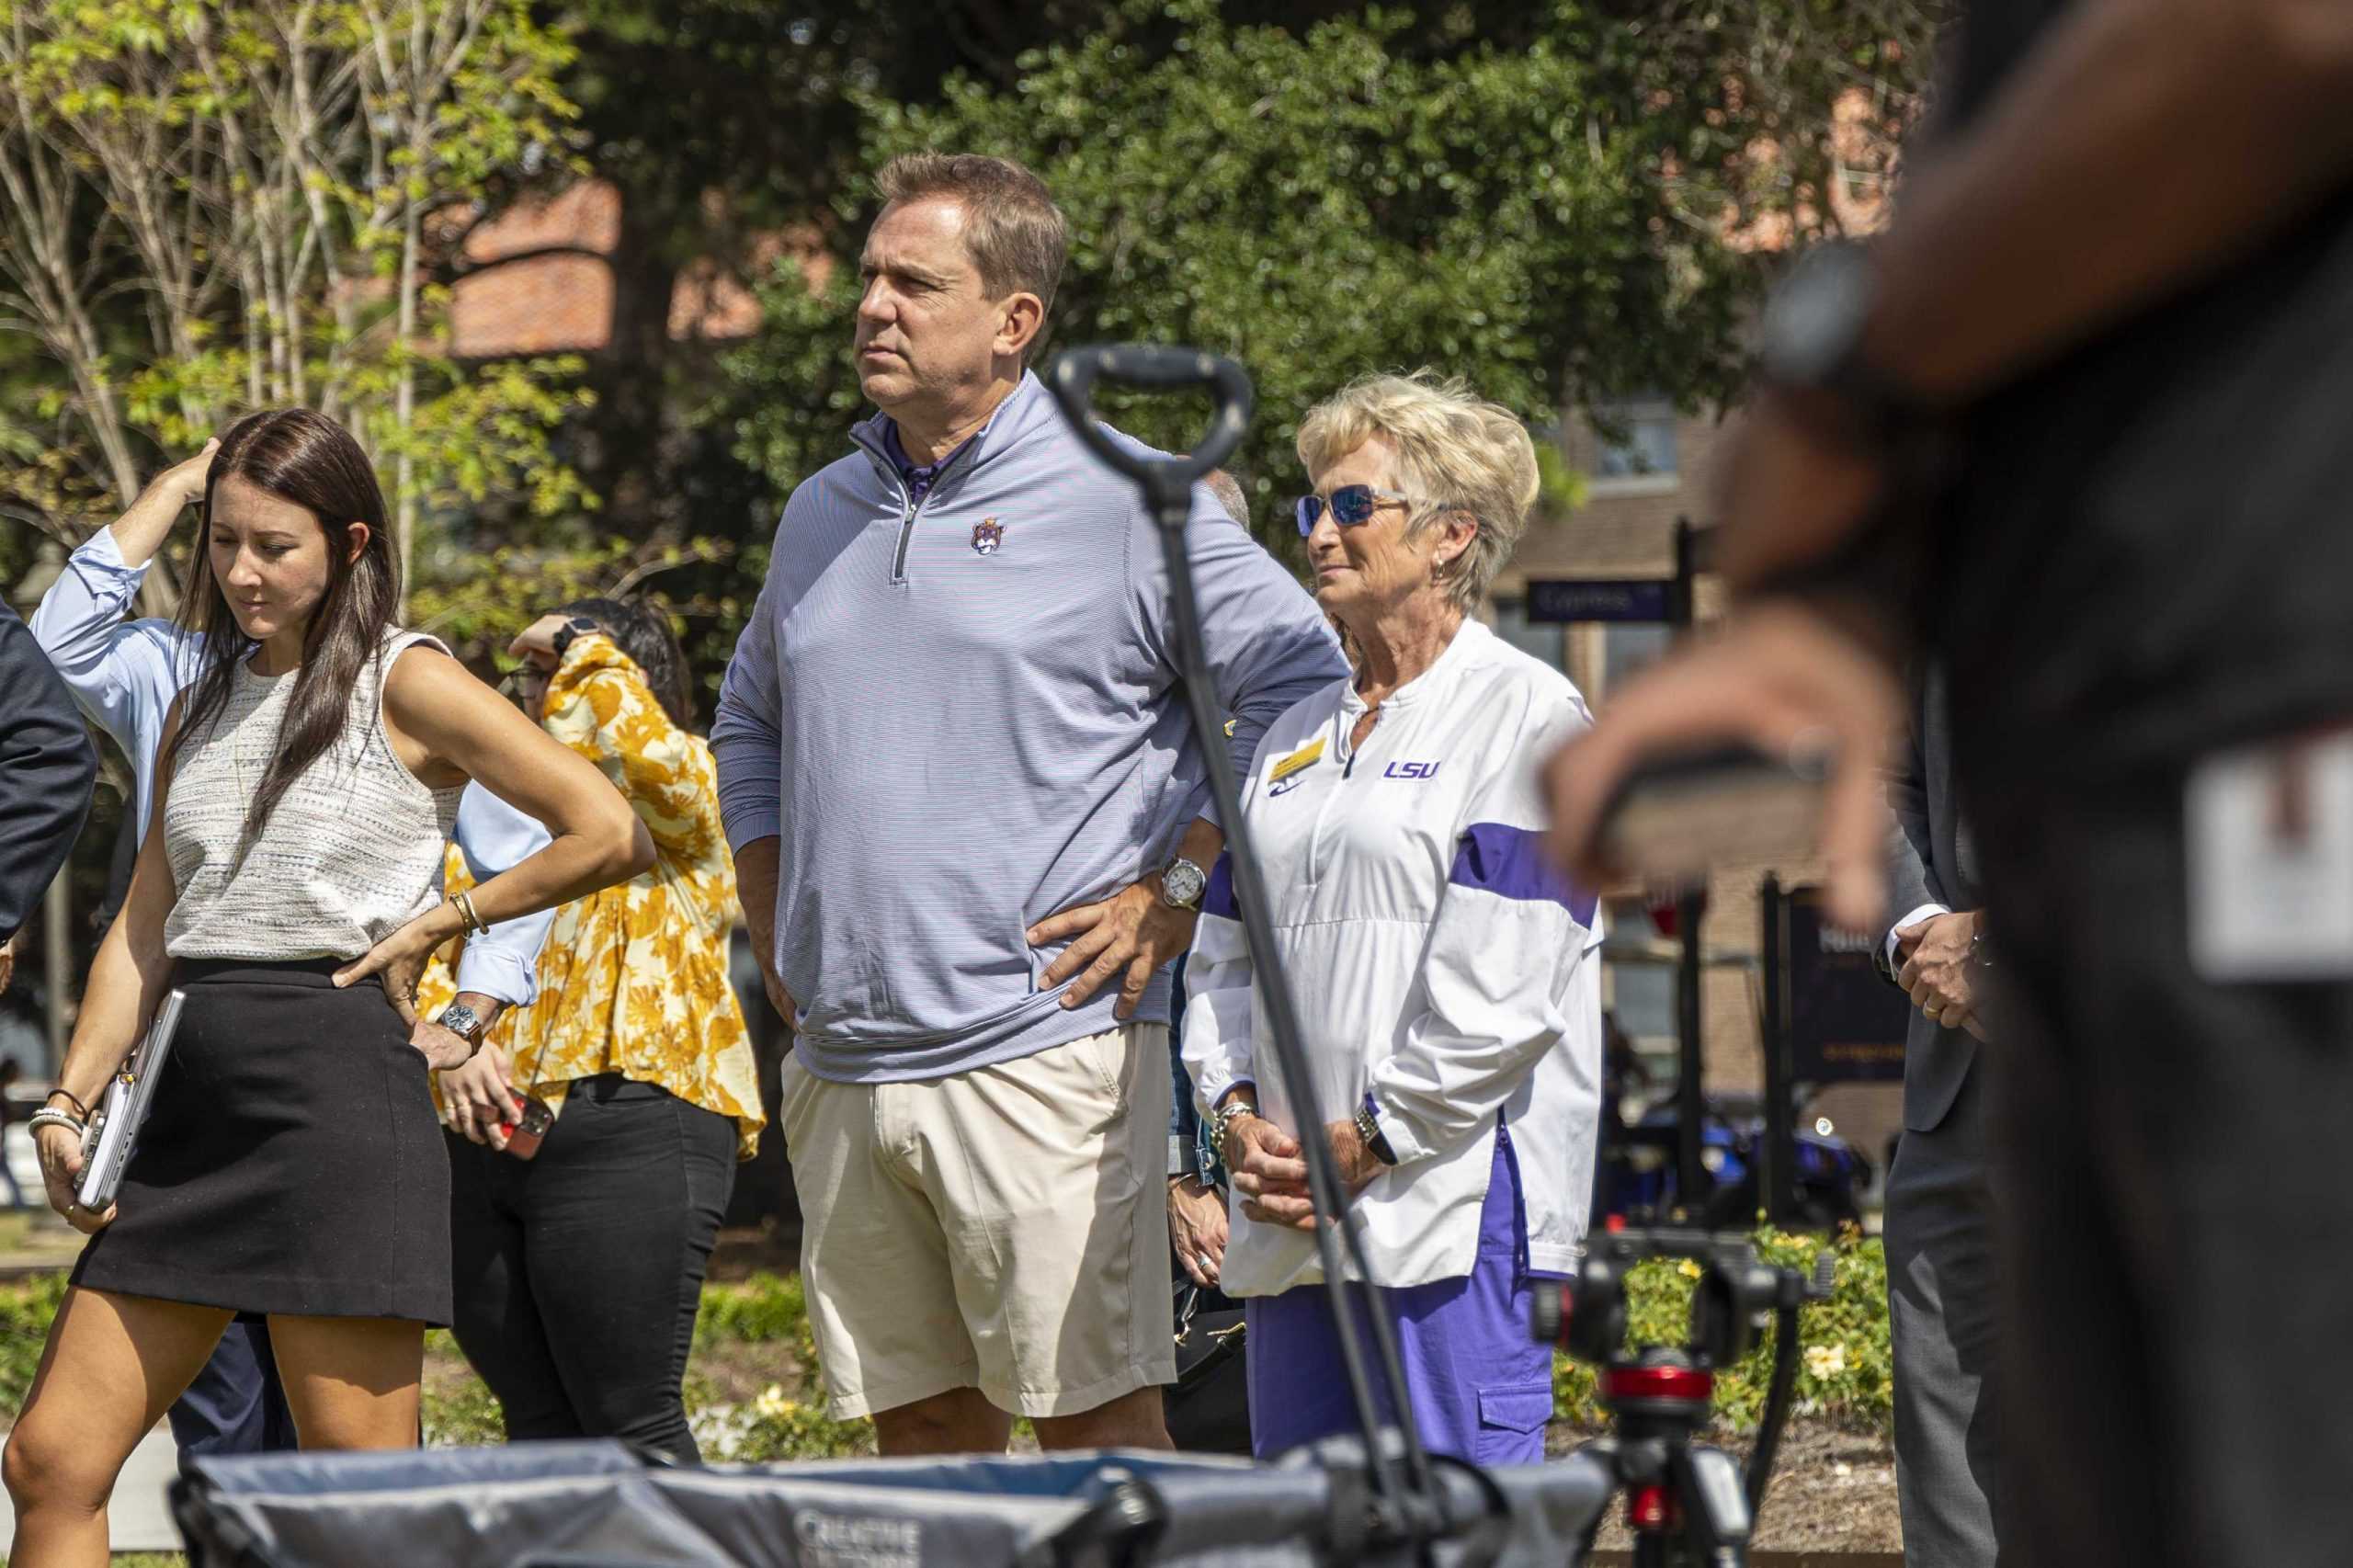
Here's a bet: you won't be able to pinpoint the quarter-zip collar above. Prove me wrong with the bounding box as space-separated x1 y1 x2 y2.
849 369 1055 506
880 421 973 505
851 373 1056 585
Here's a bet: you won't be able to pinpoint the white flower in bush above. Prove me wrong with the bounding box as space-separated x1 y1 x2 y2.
754 1384 796 1421
1804 1343 1847 1380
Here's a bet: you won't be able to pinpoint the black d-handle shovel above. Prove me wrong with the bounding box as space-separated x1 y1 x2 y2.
1045 346 1462 1555
1046 345 1253 518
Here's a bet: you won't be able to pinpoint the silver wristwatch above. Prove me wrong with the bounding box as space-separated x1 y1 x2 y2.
1159 856 1208 911
437 1001 490 1054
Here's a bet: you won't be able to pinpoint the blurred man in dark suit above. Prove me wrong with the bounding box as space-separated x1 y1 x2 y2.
1879 668 2002 1567
0 601 95 952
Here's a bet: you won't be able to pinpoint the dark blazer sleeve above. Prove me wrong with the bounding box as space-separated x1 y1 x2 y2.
1880 696 1944 981
0 602 97 942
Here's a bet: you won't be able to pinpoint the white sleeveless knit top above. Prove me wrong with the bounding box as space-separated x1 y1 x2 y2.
164 631 464 960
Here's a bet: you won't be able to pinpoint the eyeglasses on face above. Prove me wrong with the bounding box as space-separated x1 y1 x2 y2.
1293 483 1443 538
501 663 554 699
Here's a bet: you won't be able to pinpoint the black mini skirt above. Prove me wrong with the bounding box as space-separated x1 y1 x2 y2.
72 957 451 1324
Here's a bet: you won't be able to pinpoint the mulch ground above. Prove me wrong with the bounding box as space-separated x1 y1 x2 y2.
1553 1422 1901 1554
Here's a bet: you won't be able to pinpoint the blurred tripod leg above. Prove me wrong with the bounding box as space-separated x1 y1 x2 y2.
1672 1443 1751 1566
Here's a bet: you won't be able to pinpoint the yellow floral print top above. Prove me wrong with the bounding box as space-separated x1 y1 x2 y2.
419 632 765 1160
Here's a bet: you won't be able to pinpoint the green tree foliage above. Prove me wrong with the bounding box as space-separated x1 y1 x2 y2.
528 0 1120 695
0 0 590 613
722 0 1941 540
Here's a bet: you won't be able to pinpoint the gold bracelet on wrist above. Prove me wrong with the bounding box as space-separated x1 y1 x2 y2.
452 892 487 935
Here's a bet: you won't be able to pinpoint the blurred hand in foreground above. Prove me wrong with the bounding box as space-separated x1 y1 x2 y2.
1542 601 1903 935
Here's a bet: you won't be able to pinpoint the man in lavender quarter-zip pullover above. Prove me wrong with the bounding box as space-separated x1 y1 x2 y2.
711 153 1344 1455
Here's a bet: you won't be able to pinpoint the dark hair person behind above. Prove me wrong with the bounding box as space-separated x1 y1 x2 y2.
0 601 94 960
2 409 650 1567
423 592 763 1464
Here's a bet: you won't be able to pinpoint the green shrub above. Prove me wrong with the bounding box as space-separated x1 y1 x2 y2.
421 1330 507 1448
694 1277 876 1458
694 1271 809 1346
721 1383 875 1461
1552 1229 1893 1434
0 1237 1896 1451
0 1274 69 1412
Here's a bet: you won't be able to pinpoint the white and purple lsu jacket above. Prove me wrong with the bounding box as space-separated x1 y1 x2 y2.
1183 617 1606 1298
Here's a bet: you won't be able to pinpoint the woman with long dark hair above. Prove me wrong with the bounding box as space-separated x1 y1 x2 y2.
2 410 651 1567
423 593 762 1462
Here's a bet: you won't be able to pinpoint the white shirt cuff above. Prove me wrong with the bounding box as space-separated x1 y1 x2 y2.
1886 902 1953 964
452 943 540 1010
1371 1099 1440 1167
1190 1068 1252 1124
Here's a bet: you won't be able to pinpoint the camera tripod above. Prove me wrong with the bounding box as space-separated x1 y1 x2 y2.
1533 1225 1836 1568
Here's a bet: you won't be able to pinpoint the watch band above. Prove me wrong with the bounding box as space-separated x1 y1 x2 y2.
1354 1093 1399 1166
551 615 600 660
438 1001 490 1050
1211 1097 1259 1163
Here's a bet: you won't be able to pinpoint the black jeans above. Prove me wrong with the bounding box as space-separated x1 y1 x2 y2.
447 1074 733 1463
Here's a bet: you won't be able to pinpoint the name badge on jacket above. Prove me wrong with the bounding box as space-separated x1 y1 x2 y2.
2187 727 2353 980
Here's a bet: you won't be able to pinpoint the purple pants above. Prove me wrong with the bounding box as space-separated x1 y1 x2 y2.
1245 1129 1561 1464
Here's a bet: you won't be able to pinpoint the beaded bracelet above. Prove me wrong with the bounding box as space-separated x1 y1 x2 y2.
26 1108 85 1141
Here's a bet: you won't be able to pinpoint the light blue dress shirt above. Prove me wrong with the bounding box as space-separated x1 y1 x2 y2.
28 528 554 1006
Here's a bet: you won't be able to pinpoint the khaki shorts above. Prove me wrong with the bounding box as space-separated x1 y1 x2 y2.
780 1023 1176 1420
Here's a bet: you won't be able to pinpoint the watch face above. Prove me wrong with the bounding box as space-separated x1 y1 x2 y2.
438 1004 483 1041
1164 858 1207 908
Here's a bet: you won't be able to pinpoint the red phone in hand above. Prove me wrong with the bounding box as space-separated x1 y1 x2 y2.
500 1096 555 1160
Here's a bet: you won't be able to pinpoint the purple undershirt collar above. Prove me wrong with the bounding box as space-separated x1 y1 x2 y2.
881 421 974 505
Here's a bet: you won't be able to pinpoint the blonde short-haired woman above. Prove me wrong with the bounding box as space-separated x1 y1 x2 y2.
1183 371 1606 1462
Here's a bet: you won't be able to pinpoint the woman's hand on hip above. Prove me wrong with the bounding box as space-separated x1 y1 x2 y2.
333 910 451 1024
439 1045 519 1150
36 1123 112 1233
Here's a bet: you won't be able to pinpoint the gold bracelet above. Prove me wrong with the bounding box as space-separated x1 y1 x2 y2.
452 892 487 935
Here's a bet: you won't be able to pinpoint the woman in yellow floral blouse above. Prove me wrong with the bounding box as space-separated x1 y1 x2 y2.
427 596 763 1462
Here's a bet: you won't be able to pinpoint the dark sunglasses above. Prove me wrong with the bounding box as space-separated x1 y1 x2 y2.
1293 484 1440 538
